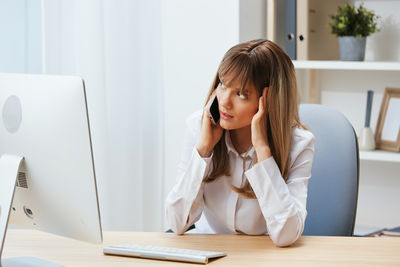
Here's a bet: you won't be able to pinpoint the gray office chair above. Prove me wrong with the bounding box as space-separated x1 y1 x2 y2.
300 104 359 236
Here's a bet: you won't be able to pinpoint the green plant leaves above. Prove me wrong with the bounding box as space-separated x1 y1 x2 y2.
328 3 380 37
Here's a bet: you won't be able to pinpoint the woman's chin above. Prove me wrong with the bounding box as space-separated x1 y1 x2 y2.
219 120 234 130
219 120 251 131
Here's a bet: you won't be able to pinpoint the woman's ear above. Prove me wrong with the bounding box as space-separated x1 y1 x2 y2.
263 87 269 99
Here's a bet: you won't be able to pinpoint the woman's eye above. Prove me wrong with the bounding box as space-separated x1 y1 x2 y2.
237 92 248 99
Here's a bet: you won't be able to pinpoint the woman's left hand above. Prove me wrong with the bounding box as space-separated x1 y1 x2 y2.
251 87 272 162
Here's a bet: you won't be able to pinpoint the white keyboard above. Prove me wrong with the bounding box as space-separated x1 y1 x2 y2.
103 244 227 264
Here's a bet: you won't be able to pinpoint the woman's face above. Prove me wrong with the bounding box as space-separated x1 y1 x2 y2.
216 77 260 130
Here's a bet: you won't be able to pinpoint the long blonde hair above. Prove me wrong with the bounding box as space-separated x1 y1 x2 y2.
203 39 304 198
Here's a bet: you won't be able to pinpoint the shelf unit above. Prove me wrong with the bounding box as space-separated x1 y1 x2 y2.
359 150 400 163
293 60 400 163
293 60 400 103
290 0 400 232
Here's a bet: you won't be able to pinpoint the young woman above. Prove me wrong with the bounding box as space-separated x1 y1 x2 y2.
165 39 315 247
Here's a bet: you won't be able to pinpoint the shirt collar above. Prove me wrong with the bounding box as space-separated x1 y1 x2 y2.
224 131 256 159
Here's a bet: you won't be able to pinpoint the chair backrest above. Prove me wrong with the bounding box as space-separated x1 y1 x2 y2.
299 104 359 236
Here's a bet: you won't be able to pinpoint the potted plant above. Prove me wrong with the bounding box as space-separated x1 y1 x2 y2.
328 3 380 61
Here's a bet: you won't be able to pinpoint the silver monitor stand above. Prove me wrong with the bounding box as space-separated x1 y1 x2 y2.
0 155 62 267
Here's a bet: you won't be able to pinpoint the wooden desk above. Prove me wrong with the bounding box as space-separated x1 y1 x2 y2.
2 230 400 266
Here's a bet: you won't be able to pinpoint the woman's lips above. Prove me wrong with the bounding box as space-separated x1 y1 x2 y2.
220 111 234 120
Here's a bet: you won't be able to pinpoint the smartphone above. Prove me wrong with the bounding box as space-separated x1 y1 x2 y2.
206 91 220 125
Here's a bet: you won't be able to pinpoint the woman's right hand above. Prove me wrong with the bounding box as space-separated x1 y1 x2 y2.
196 109 223 158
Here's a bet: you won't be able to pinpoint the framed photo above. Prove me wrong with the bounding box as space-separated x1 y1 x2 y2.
375 88 400 152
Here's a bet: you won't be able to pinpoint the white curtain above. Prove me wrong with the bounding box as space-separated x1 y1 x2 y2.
42 0 164 231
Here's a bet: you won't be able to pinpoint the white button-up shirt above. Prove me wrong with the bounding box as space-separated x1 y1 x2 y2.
165 110 315 246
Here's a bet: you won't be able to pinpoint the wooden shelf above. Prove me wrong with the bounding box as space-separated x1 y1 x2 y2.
359 150 400 163
293 60 400 71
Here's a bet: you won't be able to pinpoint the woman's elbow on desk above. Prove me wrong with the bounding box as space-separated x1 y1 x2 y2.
165 205 190 235
271 234 299 247
167 222 190 235
268 214 304 247
269 230 301 247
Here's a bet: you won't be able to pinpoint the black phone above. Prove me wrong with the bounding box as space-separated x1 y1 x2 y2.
206 91 220 125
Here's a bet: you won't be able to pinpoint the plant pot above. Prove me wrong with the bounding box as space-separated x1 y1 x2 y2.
338 36 366 61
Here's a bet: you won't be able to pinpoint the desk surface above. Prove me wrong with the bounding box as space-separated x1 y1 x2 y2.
3 230 400 266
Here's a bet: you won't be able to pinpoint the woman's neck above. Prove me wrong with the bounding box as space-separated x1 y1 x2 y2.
230 125 252 154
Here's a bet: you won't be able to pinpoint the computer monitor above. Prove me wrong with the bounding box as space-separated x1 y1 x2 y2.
0 73 102 266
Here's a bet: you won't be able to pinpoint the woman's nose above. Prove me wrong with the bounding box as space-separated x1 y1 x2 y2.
218 90 233 109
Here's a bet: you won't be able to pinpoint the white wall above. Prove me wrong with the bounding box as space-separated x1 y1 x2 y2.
239 0 266 42
361 0 400 61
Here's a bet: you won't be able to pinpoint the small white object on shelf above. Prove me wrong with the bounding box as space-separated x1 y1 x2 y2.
359 150 400 163
359 127 376 151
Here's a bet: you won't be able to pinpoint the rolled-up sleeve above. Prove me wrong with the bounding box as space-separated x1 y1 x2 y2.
245 133 315 246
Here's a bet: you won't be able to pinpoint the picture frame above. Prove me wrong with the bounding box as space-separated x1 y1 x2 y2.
375 88 400 152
